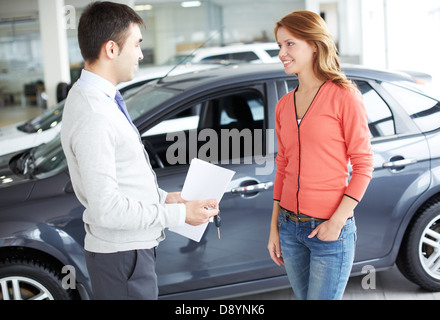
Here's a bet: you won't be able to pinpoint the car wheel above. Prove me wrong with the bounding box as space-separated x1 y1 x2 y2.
0 258 74 300
397 199 440 291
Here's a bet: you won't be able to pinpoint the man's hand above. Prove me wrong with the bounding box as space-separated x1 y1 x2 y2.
185 199 219 226
165 192 186 204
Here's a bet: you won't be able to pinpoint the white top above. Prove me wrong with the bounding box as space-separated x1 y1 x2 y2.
61 70 185 253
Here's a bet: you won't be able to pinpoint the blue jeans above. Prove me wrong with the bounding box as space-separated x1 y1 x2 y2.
278 212 357 300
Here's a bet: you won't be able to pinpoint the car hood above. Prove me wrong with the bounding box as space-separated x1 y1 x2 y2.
0 121 22 136
0 122 26 140
0 123 61 157
0 122 34 156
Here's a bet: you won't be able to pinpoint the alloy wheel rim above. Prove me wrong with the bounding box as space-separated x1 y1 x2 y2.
418 215 440 280
0 276 54 300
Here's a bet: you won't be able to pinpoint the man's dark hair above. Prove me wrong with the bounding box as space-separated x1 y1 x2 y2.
78 1 145 64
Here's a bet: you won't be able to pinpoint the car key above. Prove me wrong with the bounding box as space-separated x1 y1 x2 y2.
214 214 221 239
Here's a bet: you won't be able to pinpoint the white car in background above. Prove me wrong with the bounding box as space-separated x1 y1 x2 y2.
167 42 281 65
0 63 220 156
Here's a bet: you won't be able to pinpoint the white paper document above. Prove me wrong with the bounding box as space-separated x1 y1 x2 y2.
168 158 235 242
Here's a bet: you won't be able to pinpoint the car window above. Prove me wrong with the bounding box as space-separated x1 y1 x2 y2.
201 51 259 62
266 49 279 58
381 82 440 133
229 51 259 62
142 90 265 168
356 81 395 138
143 105 201 136
220 92 264 124
286 80 297 92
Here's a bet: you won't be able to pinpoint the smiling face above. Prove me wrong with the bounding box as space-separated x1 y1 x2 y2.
113 23 144 83
276 26 316 76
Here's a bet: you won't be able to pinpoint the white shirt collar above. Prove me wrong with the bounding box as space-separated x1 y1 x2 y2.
77 69 117 100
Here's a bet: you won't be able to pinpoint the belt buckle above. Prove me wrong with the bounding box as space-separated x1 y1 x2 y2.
281 207 301 222
287 209 301 222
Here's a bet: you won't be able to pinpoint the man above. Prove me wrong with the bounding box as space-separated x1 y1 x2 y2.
61 1 218 300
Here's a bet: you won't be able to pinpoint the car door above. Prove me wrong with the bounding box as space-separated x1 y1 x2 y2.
351 80 431 268
139 82 280 296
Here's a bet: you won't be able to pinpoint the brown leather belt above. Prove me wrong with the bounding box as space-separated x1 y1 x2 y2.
280 206 327 223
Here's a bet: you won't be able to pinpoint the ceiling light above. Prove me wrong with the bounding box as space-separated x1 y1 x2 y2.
181 1 201 8
134 4 153 11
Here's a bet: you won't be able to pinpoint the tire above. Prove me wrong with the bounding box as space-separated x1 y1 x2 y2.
0 257 74 300
397 199 440 291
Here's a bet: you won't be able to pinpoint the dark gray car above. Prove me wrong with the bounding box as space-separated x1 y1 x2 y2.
1 63 439 300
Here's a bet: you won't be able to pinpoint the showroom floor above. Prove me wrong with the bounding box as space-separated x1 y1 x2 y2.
1 105 439 300
0 104 43 127
236 266 440 300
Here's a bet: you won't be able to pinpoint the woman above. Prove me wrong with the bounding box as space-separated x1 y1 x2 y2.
267 10 374 300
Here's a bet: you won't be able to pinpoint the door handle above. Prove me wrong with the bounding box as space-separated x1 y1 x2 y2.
383 157 418 169
230 181 274 194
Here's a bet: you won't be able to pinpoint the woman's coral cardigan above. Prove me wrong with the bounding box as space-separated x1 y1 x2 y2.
273 81 374 220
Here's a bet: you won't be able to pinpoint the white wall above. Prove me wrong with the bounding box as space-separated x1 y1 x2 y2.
1 0 439 106
361 0 440 89
221 1 305 44
360 0 387 68
386 0 440 88
306 0 363 63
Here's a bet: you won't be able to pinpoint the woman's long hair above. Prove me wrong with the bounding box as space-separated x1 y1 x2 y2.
275 10 356 90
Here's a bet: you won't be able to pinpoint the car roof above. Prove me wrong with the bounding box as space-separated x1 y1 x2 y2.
151 63 416 92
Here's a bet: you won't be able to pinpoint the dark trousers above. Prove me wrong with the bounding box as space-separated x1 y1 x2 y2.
85 248 158 300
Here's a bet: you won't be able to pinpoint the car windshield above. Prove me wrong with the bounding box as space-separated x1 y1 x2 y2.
125 85 179 121
13 84 178 179
17 100 65 133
